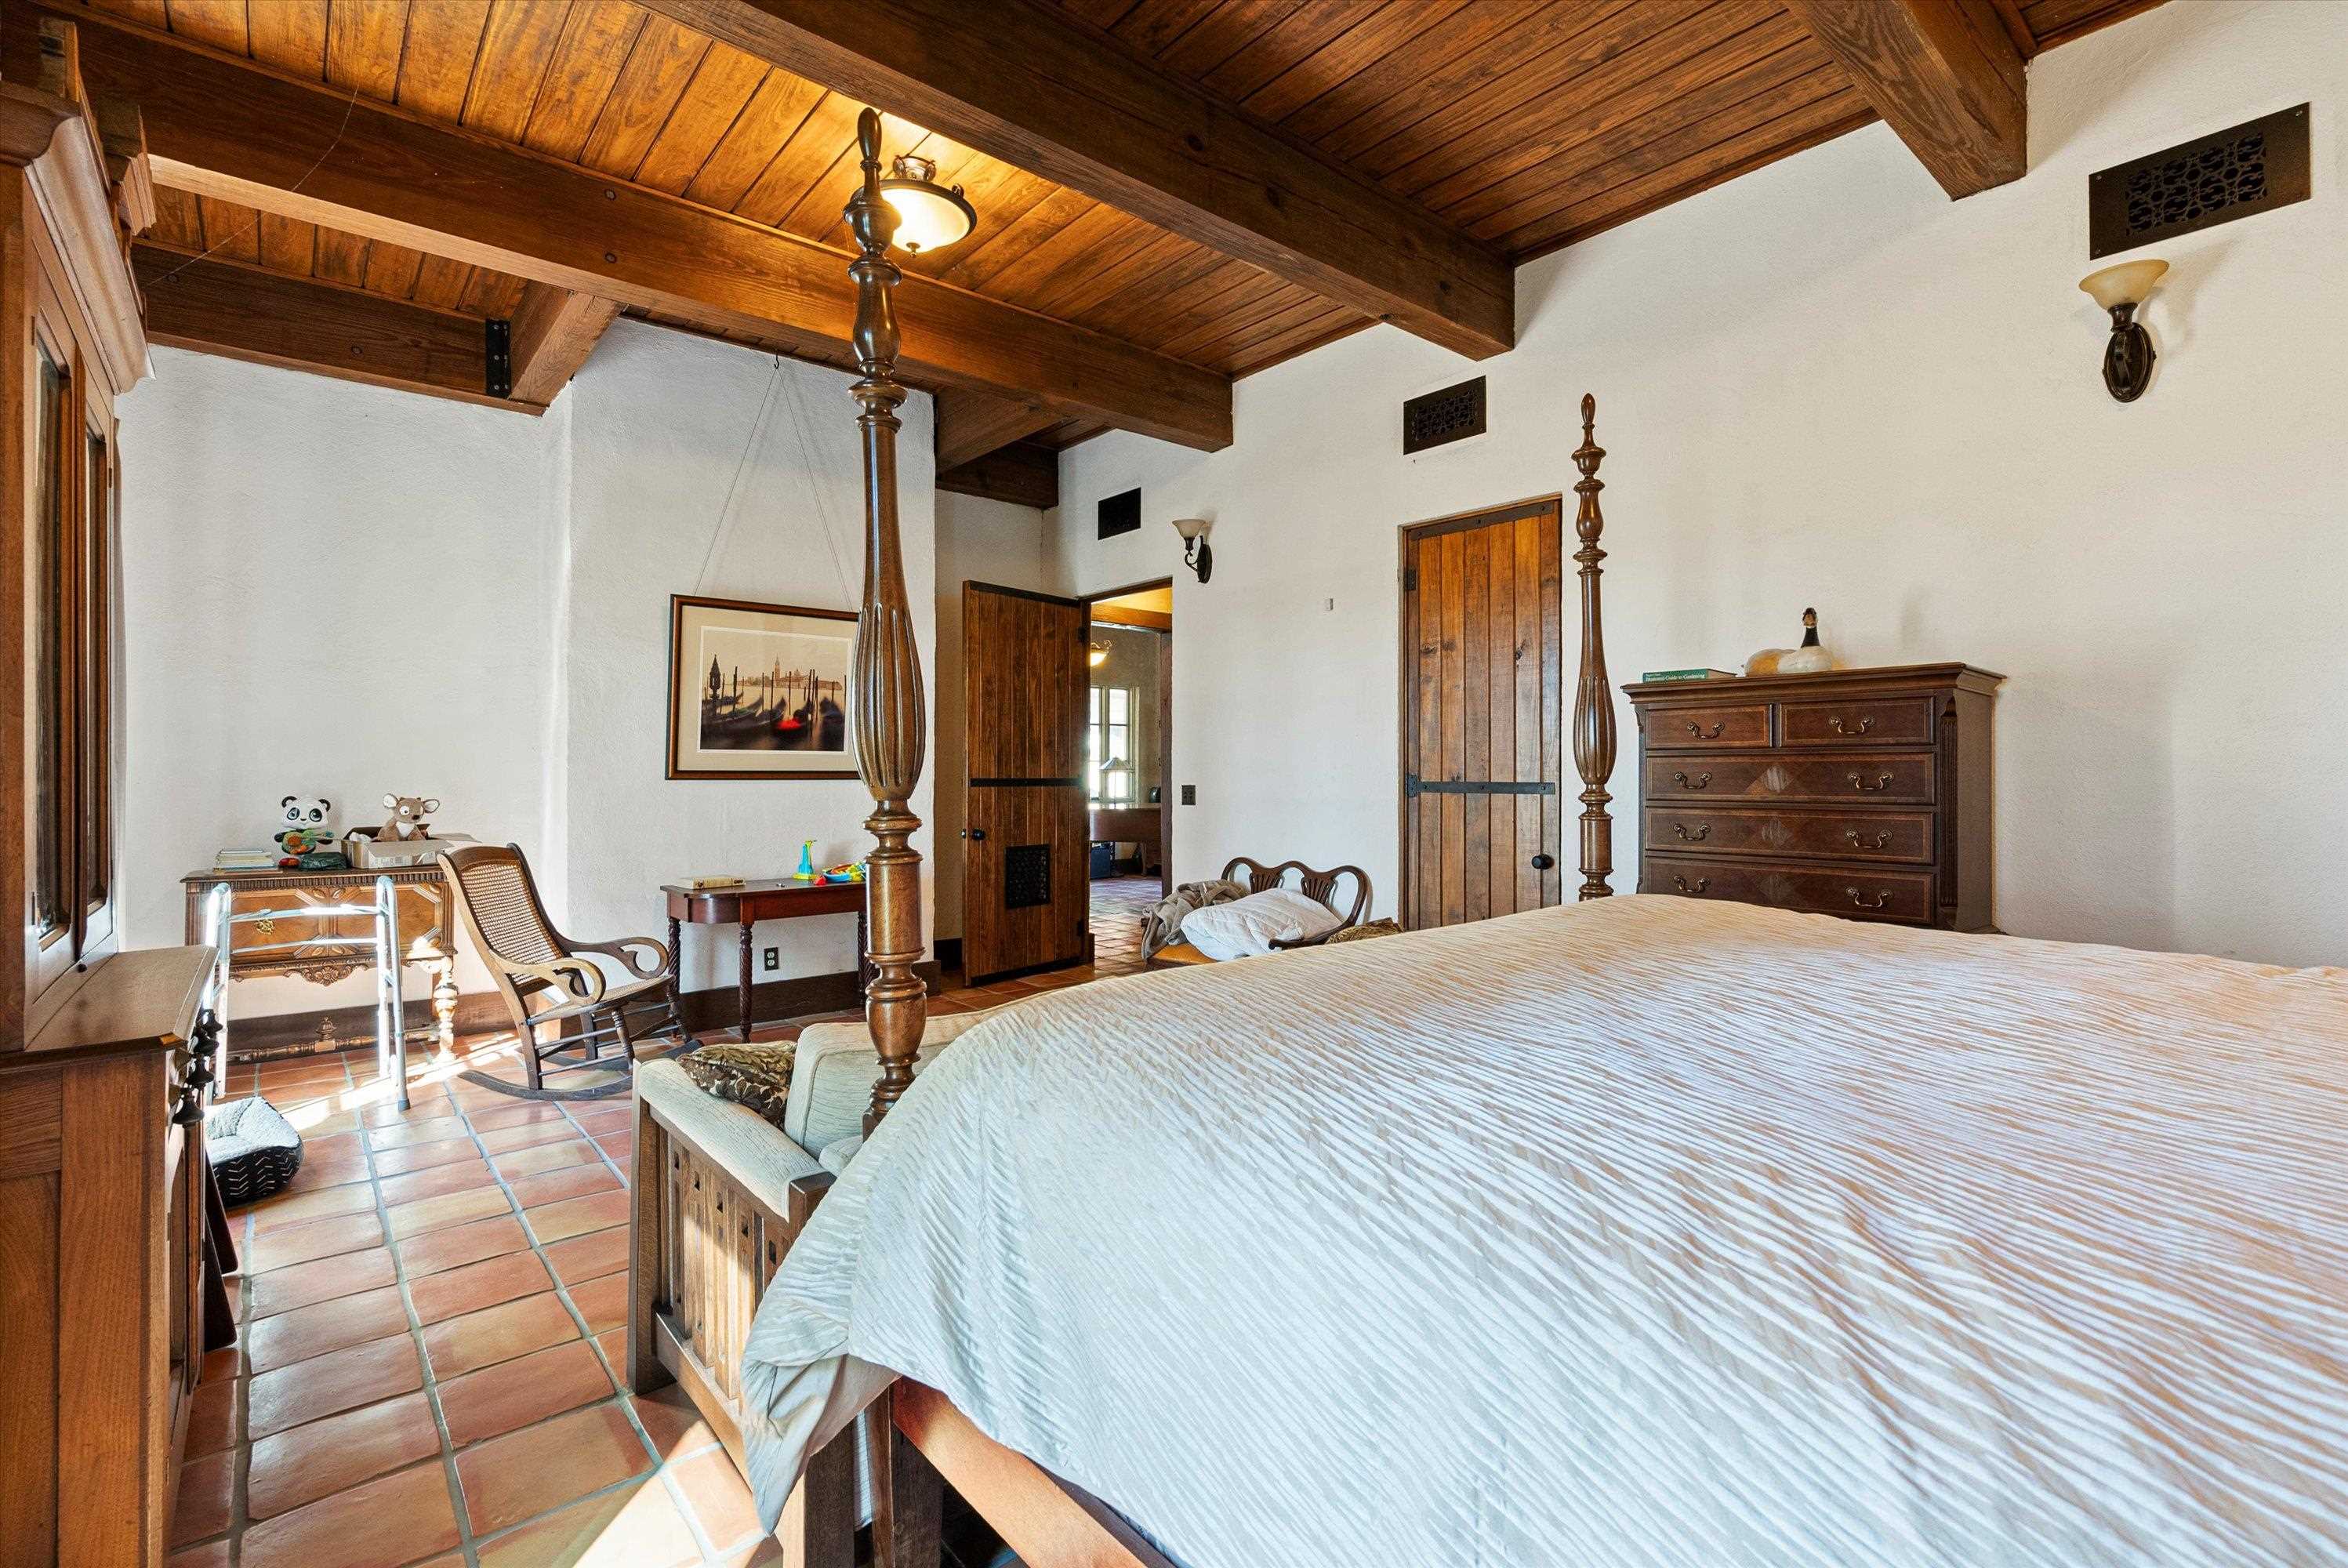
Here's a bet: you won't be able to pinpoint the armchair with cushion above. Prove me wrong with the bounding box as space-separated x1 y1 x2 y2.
1144 856 1372 967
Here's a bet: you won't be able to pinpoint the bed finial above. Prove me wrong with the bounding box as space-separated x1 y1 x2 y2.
1570 395 1615 900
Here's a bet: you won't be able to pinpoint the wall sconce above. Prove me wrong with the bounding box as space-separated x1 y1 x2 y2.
1171 517 1212 583
1087 640 1109 669
2079 258 2167 402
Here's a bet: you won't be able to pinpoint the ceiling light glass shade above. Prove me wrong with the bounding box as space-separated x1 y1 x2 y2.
2079 258 2168 310
1170 517 1210 542
880 154 976 254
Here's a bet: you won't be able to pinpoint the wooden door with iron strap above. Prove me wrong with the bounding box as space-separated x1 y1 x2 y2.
1400 499 1565 929
963 582 1091 982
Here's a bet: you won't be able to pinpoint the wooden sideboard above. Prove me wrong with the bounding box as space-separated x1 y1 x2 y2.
1626 664 2001 931
181 864 459 1054
0 944 230 1568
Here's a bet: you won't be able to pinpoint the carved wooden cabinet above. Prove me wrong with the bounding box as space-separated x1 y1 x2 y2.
1626 664 2002 931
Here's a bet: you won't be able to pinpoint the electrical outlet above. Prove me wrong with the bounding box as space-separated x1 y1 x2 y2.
1181 784 1196 805
761 946 778 972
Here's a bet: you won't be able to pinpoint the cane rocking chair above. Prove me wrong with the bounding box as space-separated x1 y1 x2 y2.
439 843 682 1091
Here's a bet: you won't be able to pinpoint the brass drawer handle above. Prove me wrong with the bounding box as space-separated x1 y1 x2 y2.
1672 875 1711 895
1848 887 1892 910
1684 720 1725 739
1672 771 1711 790
1849 771 1894 793
1845 829 1893 850
1673 823 1710 842
1828 715 1875 735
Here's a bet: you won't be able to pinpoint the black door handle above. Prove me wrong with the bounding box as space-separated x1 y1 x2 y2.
1530 853 1555 870
969 828 987 841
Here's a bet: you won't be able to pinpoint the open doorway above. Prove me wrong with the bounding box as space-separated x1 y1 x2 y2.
1085 579 1172 971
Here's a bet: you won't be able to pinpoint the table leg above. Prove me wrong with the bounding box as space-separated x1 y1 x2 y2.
739 919 755 1044
666 916 684 1040
431 956 459 1053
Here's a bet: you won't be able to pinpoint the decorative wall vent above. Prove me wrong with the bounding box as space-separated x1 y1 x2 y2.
1098 487 1141 540
1002 844 1052 909
1402 376 1486 455
2089 104 2309 259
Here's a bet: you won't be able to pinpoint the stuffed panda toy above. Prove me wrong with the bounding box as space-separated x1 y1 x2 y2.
274 796 347 869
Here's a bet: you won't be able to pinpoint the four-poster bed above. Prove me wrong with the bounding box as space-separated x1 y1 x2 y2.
626 103 2346 1568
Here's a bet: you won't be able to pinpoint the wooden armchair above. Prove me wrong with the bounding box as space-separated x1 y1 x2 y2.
438 843 680 1091
1144 856 1373 968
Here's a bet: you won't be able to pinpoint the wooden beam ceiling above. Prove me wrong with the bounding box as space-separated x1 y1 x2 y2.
134 245 532 412
936 439 1058 511
635 0 1515 360
1779 0 2027 198
507 284 622 406
19 5 1232 452
935 387 1056 470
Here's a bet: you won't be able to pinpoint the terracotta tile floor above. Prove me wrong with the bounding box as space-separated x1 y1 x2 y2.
180 920 1146 1567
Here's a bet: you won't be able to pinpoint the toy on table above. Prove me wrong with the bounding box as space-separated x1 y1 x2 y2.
820 862 866 884
794 840 819 880
273 795 348 870
378 793 441 841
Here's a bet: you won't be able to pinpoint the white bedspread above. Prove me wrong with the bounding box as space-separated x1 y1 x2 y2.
738 895 2348 1566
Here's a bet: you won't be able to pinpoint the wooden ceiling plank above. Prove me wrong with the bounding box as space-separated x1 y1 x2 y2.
679 67 827 209
1778 0 2023 197
2020 0 2161 53
731 88 859 227
633 41 770 194
1150 275 1320 361
777 110 926 242
635 0 1515 358
1110 0 1228 60
312 225 372 286
1094 253 1274 344
1167 286 1334 366
324 0 411 101
394 0 493 122
1070 238 1237 339
88 0 170 28
1025 227 1192 323
34 5 1231 447
470 270 532 318
1240 0 1475 126
461 0 572 142
361 238 426 299
579 15 712 178
1160 0 1312 82
978 206 1164 315
135 243 533 412
1280 0 1544 146
256 210 316 277
195 194 260 263
150 183 204 248
1311 0 1635 162
935 387 1056 469
247 0 328 77
410 251 477 311
1374 0 1763 195
521 0 649 162
165 0 247 55
937 185 1098 294
1442 31 1829 234
1061 0 1143 27
1224 304 1365 376
507 281 623 402
898 156 1058 278
1501 82 1874 256
1199 0 1383 103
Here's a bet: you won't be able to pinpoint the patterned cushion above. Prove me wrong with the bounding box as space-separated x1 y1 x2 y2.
1326 918 1403 944
680 1042 798 1131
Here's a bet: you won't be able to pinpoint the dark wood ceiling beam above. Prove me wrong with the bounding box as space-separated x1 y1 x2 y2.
935 387 1054 470
14 5 1231 451
133 244 534 412
1779 0 2024 198
936 439 1057 511
634 0 1515 360
507 283 622 405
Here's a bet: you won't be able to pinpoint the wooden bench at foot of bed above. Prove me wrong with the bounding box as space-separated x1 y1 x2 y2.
627 1068 1178 1568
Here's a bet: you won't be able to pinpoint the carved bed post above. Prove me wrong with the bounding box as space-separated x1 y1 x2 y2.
1570 394 1616 899
843 108 929 1131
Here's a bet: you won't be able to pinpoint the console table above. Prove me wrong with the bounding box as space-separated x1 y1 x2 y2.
661 879 870 1044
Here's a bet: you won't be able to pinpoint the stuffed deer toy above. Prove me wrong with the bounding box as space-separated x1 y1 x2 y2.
379 795 441 841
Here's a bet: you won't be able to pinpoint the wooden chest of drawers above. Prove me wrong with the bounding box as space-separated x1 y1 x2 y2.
1625 664 2002 931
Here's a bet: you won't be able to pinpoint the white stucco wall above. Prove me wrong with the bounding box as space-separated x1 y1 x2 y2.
1052 0 2348 966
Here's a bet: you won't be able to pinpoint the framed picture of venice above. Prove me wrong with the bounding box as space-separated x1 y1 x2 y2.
666 595 858 779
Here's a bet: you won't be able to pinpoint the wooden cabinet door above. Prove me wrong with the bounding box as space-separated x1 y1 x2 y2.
962 583 1090 982
1400 500 1563 929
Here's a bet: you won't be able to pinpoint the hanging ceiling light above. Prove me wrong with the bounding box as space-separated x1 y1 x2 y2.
879 154 977 255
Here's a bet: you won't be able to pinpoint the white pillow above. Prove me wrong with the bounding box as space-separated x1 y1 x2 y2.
1179 887 1341 960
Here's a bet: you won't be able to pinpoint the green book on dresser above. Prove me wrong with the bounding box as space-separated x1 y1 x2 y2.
1639 667 1739 682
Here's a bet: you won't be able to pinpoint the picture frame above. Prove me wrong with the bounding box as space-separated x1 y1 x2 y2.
666 593 860 780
